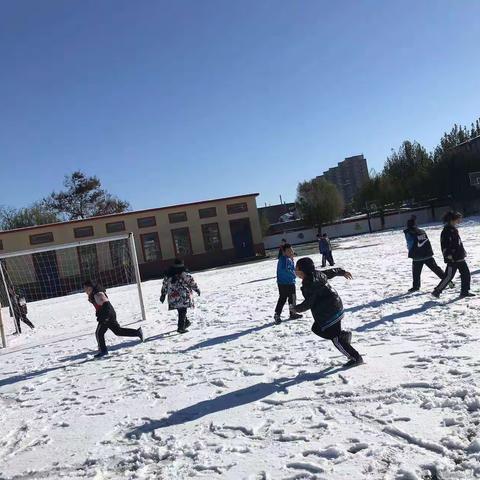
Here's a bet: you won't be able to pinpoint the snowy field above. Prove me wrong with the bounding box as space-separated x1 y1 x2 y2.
1 220 480 480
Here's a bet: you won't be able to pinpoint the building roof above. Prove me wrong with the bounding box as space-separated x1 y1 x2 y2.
0 193 259 235
258 203 296 224
455 134 480 149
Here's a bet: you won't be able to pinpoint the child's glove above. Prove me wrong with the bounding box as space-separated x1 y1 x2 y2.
196 289 201 297
160 295 165 304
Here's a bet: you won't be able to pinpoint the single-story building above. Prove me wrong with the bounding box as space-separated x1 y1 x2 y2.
0 193 265 301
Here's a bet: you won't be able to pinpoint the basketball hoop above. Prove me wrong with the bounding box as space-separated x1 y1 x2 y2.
469 172 480 190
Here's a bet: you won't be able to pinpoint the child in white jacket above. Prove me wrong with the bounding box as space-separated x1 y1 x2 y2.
160 259 200 333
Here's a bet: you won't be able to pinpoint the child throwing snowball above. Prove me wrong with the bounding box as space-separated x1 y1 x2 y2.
161 259 200 334
291 257 363 368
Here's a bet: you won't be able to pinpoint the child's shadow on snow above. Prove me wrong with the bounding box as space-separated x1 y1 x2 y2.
355 297 462 333
126 366 342 437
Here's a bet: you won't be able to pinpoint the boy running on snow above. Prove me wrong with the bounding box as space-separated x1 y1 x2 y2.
84 280 143 358
291 257 363 368
433 211 474 298
274 243 302 324
160 259 200 334
404 218 452 292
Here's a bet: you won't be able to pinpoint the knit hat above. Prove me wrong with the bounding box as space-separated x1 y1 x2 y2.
443 211 462 223
174 258 185 268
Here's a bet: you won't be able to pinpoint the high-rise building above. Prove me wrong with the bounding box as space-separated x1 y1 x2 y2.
317 154 369 204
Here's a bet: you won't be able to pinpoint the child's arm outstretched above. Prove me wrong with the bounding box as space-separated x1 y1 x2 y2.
323 268 353 280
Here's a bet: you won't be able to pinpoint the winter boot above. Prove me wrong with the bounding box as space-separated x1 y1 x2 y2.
274 314 282 325
94 350 108 359
138 327 144 342
343 356 364 368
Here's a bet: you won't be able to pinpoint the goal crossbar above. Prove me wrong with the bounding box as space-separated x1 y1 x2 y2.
0 233 131 259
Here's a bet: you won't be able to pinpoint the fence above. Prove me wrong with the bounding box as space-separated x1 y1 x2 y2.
263 204 452 249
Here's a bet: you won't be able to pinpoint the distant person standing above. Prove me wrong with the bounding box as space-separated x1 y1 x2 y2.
274 244 302 324
433 211 474 298
277 238 287 259
404 218 452 292
318 233 334 267
8 287 35 334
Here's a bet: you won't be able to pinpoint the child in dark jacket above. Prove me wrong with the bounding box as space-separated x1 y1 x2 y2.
317 233 334 267
83 280 143 358
433 211 474 298
274 244 302 324
292 257 363 368
8 287 35 334
403 218 449 292
161 259 201 333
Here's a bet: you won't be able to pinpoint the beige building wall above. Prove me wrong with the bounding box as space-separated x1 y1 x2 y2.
0 195 264 285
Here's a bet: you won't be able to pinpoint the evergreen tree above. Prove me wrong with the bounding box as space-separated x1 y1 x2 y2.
45 171 130 220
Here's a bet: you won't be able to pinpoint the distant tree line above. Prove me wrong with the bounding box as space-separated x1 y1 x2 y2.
0 171 130 231
354 118 480 212
294 117 480 233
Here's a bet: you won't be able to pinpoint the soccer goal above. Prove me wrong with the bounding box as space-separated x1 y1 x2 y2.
0 233 146 348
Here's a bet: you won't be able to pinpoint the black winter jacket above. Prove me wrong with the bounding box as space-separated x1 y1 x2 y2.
9 293 28 320
295 268 345 331
441 225 466 263
88 287 116 322
403 227 434 260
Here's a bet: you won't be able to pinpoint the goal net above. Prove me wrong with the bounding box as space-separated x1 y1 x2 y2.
0 233 146 348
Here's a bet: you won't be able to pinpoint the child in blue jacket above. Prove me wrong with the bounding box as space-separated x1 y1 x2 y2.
274 244 302 324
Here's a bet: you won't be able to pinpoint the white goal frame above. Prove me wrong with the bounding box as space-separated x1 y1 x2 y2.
0 232 146 349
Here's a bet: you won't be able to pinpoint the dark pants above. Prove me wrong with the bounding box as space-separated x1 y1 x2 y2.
312 321 361 361
321 252 334 267
177 308 189 331
435 261 471 295
412 258 444 289
95 315 139 353
275 284 296 315
14 315 35 334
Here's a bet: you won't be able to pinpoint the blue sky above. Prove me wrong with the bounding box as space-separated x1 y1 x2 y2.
1 0 479 210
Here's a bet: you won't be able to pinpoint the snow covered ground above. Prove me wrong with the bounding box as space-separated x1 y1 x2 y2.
1 220 480 480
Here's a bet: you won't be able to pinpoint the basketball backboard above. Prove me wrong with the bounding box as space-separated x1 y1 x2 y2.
469 171 480 189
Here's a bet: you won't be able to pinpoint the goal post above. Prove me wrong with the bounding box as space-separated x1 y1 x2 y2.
0 307 6 349
0 233 146 346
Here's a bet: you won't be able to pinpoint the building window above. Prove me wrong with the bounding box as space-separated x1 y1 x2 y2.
137 216 156 229
168 212 187 224
77 244 98 278
0 240 3 250
30 232 54 245
227 202 248 214
202 223 222 252
199 207 217 219
141 233 162 263
171 228 192 256
106 221 126 233
74 226 94 238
